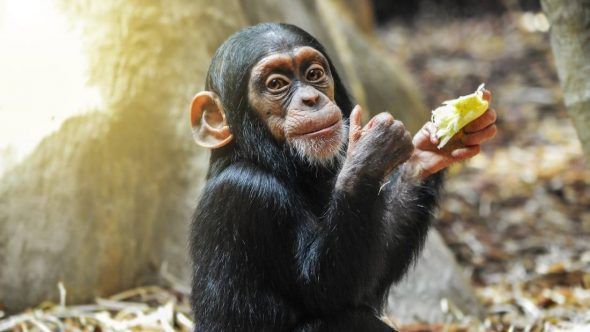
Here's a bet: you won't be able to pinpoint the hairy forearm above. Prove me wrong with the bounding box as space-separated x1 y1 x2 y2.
297 171 386 306
378 165 444 282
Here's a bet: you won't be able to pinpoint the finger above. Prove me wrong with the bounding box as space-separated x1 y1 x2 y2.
451 145 481 159
482 89 492 102
413 122 439 149
426 122 439 145
349 105 363 142
462 124 497 146
365 112 394 131
464 108 497 133
350 105 362 128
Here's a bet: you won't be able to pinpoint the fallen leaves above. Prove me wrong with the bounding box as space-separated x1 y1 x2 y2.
0 285 193 332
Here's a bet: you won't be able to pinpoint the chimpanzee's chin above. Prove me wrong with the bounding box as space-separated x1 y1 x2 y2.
288 123 347 168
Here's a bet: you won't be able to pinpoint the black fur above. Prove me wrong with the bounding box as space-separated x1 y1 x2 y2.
190 23 443 332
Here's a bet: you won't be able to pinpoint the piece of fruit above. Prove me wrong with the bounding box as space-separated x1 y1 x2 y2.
431 84 489 149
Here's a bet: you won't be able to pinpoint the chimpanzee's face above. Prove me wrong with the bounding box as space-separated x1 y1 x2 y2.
248 46 346 164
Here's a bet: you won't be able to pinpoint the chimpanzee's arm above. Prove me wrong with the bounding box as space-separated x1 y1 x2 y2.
294 171 391 311
190 163 303 331
295 113 417 312
365 165 444 305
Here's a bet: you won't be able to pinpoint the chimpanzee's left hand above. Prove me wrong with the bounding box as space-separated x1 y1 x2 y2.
409 89 497 179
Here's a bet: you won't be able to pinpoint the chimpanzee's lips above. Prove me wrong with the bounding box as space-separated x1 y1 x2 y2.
297 118 342 138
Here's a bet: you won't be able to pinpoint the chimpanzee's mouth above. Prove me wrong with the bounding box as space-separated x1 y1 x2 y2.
298 118 342 138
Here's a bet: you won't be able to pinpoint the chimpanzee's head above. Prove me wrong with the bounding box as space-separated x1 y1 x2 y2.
190 23 354 168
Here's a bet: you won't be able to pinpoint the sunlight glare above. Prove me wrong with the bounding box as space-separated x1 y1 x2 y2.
0 0 102 173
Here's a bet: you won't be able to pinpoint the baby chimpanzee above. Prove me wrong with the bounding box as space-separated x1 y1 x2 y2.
189 23 497 332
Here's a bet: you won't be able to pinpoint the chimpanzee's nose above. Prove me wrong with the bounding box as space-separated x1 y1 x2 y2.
301 89 320 107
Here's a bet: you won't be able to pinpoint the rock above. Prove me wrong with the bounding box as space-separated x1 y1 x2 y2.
387 231 484 323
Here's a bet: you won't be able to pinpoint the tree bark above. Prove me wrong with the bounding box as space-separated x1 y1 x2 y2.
541 0 590 163
0 0 481 322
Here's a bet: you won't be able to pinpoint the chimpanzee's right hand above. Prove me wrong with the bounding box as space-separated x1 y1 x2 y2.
337 105 414 192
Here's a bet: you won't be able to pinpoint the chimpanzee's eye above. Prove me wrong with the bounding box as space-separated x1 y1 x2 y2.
306 66 325 82
266 76 290 92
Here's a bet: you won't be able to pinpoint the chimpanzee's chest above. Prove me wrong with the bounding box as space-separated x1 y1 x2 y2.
295 172 336 217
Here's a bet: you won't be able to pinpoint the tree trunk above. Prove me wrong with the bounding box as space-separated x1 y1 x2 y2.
0 0 481 322
541 0 590 163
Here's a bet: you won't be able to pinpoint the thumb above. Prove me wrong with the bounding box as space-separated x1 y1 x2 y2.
349 105 363 143
413 122 439 149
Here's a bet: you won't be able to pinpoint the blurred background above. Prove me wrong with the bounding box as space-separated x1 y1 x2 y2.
1 0 589 331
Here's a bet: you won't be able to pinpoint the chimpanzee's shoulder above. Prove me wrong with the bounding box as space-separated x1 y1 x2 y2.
205 162 292 204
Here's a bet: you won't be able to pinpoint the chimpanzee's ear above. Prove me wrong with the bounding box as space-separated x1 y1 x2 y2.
190 91 233 149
